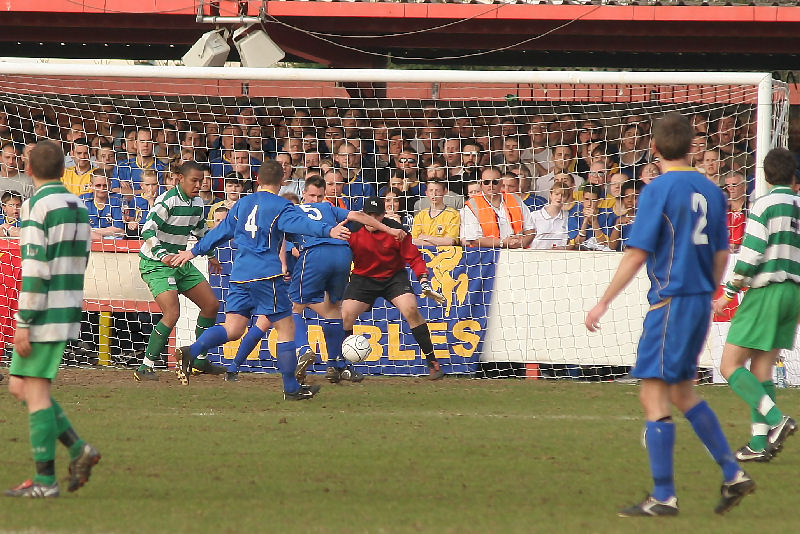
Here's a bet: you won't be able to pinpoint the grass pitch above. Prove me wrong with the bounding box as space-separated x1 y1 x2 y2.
0 368 798 534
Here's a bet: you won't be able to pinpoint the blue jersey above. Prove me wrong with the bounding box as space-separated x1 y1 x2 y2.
81 193 125 230
191 190 335 283
342 174 375 211
209 155 261 177
565 202 582 241
522 193 546 213
626 168 728 304
0 212 20 228
128 195 151 226
290 202 351 250
112 158 166 192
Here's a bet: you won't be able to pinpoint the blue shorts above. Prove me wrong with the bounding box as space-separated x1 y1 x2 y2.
289 245 353 305
226 277 292 322
632 294 711 384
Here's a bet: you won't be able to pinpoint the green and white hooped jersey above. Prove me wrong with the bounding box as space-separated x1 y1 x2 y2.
139 186 207 262
15 182 91 342
729 186 800 291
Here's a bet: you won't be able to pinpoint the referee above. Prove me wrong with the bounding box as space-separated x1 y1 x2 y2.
341 197 446 380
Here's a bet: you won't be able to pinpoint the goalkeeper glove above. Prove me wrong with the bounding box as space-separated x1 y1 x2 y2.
420 280 446 305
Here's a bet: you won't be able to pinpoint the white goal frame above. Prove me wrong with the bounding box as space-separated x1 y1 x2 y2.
0 63 782 197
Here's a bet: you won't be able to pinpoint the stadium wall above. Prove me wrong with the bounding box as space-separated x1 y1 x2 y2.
2 239 797 383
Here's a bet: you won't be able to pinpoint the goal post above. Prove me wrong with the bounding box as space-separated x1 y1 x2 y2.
0 63 789 380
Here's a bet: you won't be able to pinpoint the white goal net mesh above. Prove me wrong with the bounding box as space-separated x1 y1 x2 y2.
0 67 789 379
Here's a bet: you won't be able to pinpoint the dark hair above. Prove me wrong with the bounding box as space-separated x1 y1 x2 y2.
179 161 205 176
652 112 693 160
0 141 17 153
29 140 65 180
232 142 250 152
461 140 483 155
583 184 602 198
621 180 640 196
1 191 22 204
428 156 446 168
223 171 243 186
763 147 797 186
73 137 90 148
179 126 203 142
384 187 408 214
304 175 325 191
258 159 283 186
213 205 230 216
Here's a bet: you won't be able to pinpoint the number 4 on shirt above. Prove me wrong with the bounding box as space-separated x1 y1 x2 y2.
245 205 258 239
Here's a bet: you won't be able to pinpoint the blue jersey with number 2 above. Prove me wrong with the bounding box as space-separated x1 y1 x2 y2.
192 191 334 283
292 202 351 250
626 168 729 305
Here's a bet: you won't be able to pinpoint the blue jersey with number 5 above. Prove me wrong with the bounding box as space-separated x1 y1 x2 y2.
291 202 351 250
626 168 729 305
191 191 335 283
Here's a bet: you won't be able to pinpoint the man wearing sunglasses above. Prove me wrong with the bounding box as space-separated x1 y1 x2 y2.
461 167 534 249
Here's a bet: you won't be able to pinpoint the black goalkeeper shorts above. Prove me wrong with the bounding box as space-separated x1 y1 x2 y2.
343 271 414 307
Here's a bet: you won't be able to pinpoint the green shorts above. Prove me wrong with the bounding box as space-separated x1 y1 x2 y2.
139 257 207 298
9 341 67 380
728 281 800 351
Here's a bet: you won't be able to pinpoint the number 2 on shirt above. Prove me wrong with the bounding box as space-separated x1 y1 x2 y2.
691 192 709 245
245 205 258 239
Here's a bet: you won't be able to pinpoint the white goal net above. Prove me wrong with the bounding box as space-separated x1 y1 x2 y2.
0 64 789 380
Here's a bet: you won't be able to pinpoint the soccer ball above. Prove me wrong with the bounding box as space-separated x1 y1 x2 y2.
342 334 372 363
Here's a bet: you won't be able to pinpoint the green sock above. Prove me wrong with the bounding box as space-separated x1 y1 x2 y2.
195 316 215 358
51 397 85 460
144 320 173 364
29 407 58 486
729 367 783 426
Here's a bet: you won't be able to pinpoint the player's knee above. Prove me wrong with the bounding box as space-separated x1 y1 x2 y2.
225 324 246 340
7 377 24 401
160 312 179 328
404 308 424 327
200 301 219 318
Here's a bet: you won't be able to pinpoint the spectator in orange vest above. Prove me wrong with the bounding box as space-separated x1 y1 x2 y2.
461 167 534 249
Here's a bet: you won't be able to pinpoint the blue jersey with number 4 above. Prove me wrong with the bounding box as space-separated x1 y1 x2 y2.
191 190 335 283
292 202 351 250
626 168 729 305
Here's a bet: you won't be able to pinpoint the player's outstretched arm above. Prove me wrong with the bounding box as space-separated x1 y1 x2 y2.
346 210 406 241
189 207 237 260
585 247 647 332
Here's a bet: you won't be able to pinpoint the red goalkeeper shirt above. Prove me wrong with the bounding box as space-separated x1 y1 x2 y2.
349 218 428 279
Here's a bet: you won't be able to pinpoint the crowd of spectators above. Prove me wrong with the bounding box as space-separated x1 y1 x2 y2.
0 102 760 252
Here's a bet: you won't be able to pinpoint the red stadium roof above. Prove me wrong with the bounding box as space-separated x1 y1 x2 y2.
2 1 800 72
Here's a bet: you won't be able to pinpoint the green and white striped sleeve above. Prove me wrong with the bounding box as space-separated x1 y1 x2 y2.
15 200 49 327
140 198 172 260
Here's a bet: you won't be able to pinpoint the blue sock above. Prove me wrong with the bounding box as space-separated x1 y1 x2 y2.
230 325 266 372
645 420 676 502
322 319 346 369
276 341 299 393
292 313 310 355
189 325 229 358
685 400 740 482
